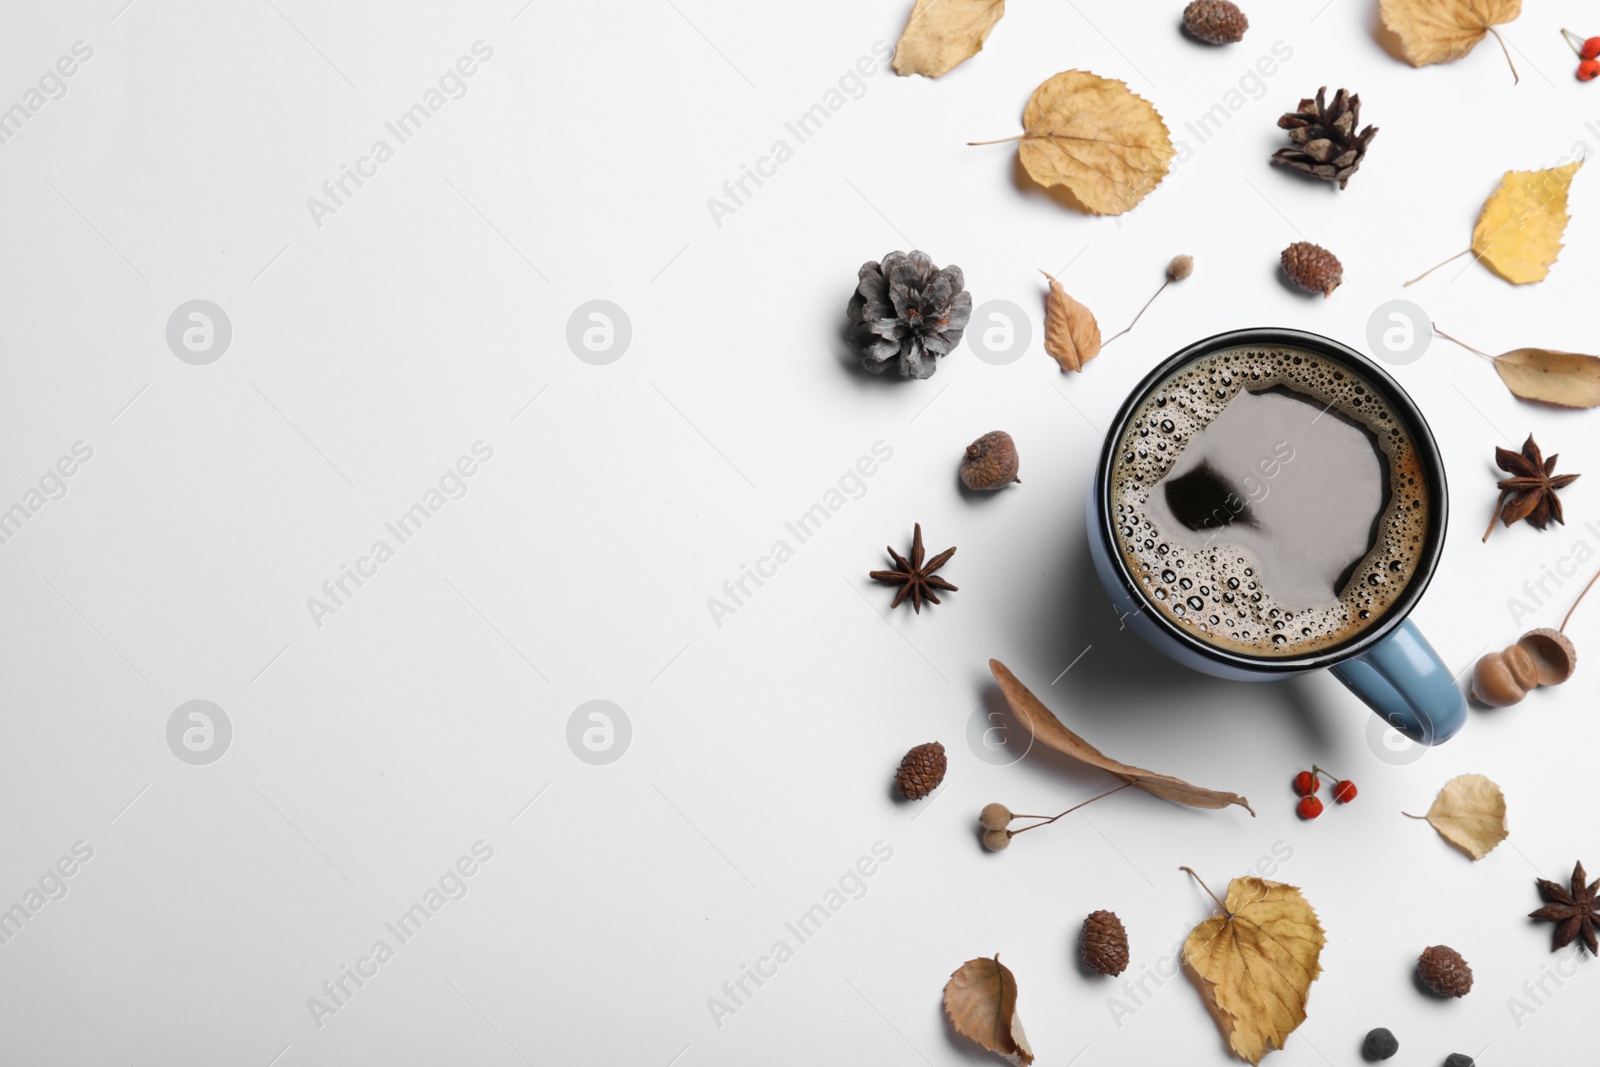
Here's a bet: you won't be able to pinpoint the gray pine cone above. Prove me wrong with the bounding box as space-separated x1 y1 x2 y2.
846 251 972 380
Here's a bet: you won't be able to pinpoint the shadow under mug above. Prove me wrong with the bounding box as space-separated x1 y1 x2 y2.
1085 327 1468 745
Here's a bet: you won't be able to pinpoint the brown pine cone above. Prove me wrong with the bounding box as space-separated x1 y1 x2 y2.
1183 0 1248 44
895 741 947 800
1281 242 1343 297
1080 910 1130 976
1272 87 1378 190
1418 945 1473 997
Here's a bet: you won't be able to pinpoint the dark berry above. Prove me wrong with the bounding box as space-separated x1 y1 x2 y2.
1293 770 1318 796
1297 795 1324 820
1332 779 1358 803
1362 1027 1399 1061
1443 1056 1474 1067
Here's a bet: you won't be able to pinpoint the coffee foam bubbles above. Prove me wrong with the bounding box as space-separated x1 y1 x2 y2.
1109 345 1430 658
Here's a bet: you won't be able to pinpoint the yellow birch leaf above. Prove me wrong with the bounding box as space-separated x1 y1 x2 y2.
1471 160 1583 284
1411 772 1509 859
1039 270 1100 373
1380 0 1522 77
943 955 1034 1066
1183 872 1325 1065
1007 71 1174 216
892 0 1005 79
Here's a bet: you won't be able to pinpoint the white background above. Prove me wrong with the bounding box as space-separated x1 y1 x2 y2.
1 0 1597 1064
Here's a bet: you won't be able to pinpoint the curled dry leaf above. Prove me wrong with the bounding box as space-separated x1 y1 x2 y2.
1182 870 1326 1065
1380 0 1522 82
973 71 1174 215
892 0 1005 78
1040 270 1101 373
943 955 1034 1066
1473 161 1583 284
1407 772 1509 860
1434 326 1600 408
989 660 1254 814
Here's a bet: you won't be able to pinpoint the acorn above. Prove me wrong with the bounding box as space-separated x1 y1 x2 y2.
1281 241 1343 297
1470 644 1539 706
1417 945 1473 997
960 431 1020 491
894 741 947 800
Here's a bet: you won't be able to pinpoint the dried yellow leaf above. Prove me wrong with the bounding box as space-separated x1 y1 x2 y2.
1471 161 1583 284
943 955 1034 1066
1380 0 1522 79
892 0 1005 78
1412 772 1509 860
1009 71 1174 215
1039 270 1100 373
1183 872 1325 1065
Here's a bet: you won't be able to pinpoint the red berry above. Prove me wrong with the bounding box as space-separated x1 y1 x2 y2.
1292 770 1319 796
1297 795 1324 820
1581 59 1600 81
1332 779 1358 804
1585 37 1600 60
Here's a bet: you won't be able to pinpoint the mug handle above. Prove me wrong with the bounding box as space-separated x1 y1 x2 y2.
1328 619 1467 745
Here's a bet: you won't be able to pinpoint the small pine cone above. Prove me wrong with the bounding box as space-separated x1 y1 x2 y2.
1079 910 1130 976
1281 242 1343 297
1418 945 1473 997
895 741 947 800
1183 0 1248 44
960 431 1020 491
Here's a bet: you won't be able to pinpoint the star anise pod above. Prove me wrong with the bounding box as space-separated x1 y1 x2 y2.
1483 435 1580 542
869 523 957 613
1530 861 1600 954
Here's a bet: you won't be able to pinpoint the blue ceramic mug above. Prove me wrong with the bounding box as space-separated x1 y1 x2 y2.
1086 328 1467 745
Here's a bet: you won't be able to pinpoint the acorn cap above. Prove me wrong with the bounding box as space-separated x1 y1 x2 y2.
1518 627 1577 686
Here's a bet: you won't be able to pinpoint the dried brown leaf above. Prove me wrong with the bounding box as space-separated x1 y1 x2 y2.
892 0 1005 78
1183 872 1325 1064
1411 772 1509 860
943 955 1034 1066
1492 348 1600 408
1040 270 1101 373
1380 0 1522 77
1014 71 1174 215
989 660 1254 814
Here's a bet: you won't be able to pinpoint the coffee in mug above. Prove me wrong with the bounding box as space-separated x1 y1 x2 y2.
1107 343 1431 658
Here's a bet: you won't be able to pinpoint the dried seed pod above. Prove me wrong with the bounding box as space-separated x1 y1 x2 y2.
1417 945 1473 997
960 431 1021 491
1281 241 1343 297
1182 0 1248 44
981 828 1012 851
1517 627 1577 685
895 741 947 800
979 803 1013 830
1079 910 1130 976
1168 254 1194 281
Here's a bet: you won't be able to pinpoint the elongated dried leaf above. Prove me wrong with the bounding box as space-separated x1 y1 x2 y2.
1184 874 1325 1065
1413 773 1508 859
1040 270 1100 373
1380 0 1522 71
893 0 1005 78
1472 161 1583 284
1493 348 1600 408
989 660 1254 814
1014 71 1174 215
943 955 1034 1066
